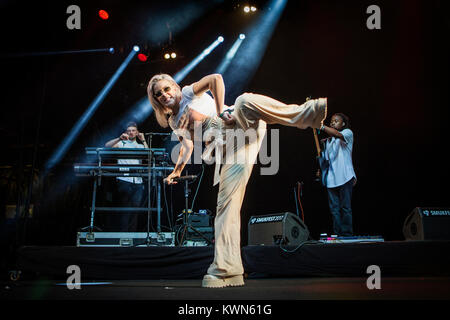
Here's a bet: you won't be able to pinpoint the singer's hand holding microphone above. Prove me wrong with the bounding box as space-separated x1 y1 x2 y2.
164 172 180 185
164 172 198 185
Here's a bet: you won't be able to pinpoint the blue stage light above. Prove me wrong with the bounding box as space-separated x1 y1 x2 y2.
173 36 224 83
133 45 140 52
122 97 153 127
215 35 246 74
239 34 246 40
44 48 138 173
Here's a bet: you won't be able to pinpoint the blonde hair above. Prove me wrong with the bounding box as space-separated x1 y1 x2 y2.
147 74 181 128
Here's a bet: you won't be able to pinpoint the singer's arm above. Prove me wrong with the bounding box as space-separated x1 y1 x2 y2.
174 139 193 174
164 130 194 184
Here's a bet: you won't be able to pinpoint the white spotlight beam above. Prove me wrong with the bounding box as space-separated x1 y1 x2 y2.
173 36 224 83
44 47 139 172
215 34 246 74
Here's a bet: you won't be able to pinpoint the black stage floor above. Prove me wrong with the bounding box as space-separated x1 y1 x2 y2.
3 241 450 316
2 277 449 319
12 240 450 281
3 241 450 303
3 277 450 300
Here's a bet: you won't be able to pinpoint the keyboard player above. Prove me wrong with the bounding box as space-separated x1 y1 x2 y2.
104 121 148 232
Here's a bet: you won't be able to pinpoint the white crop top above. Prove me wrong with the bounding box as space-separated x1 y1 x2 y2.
169 85 217 130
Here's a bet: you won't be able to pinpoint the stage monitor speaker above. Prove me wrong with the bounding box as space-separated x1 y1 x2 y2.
248 212 309 246
188 214 211 227
403 207 450 240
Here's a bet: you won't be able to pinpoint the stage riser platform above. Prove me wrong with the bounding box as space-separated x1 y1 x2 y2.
15 241 450 280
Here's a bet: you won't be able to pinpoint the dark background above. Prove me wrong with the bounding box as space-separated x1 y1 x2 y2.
0 0 449 255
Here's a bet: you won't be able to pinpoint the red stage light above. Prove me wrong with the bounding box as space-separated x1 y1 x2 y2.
99 10 109 20
137 54 148 62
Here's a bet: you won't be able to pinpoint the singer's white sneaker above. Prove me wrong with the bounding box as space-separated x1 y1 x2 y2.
202 274 245 288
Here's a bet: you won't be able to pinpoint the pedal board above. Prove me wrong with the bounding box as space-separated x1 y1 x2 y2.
76 232 176 247
319 234 384 244
182 240 211 247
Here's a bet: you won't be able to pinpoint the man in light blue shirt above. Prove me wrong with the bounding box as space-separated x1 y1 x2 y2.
319 113 356 236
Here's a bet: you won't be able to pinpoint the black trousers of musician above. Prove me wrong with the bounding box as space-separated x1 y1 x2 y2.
105 179 147 232
327 178 354 236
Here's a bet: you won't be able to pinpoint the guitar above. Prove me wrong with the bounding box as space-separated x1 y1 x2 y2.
313 127 329 186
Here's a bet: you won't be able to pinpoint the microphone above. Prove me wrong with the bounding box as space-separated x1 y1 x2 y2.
172 175 198 182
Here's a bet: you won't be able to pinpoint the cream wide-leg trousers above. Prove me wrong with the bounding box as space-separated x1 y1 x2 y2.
206 93 327 277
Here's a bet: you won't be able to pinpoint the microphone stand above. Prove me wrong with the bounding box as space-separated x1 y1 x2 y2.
177 177 212 246
141 132 171 247
142 133 153 246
